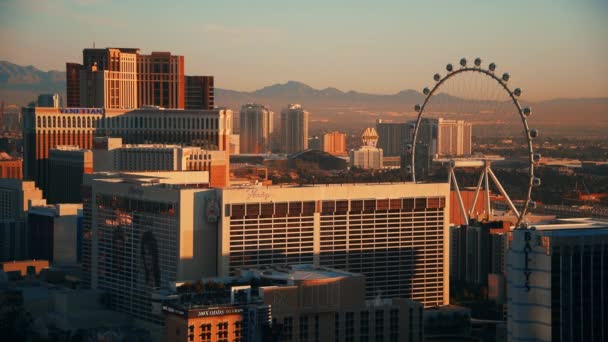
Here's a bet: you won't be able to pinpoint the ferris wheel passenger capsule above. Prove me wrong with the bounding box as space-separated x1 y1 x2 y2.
502 73 510 82
489 63 496 72
446 64 453 72
409 122 416 129
528 201 537 209
533 177 541 187
406 144 412 151
523 107 532 116
414 104 421 112
433 73 441 81
423 87 430 95
529 129 539 139
533 153 542 163
405 166 412 173
474 57 482 66
460 58 467 67
513 88 522 97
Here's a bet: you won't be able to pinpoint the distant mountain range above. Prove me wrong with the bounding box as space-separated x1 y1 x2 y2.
1 60 606 136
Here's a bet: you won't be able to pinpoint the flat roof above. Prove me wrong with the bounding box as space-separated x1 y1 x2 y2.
252 264 357 281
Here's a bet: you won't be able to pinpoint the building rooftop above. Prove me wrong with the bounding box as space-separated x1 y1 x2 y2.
530 217 608 235
247 264 358 282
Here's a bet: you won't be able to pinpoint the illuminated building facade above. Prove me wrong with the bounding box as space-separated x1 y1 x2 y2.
185 76 214 110
83 171 219 323
137 52 185 109
22 107 232 196
218 182 450 307
0 153 22 180
323 131 347 156
280 104 309 154
239 104 273 154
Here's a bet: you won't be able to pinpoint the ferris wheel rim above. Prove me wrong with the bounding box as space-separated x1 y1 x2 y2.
409 59 536 228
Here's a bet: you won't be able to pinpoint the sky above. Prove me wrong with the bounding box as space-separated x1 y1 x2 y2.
1 0 607 100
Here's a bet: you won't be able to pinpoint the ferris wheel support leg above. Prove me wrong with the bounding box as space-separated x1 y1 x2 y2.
487 167 521 218
485 167 492 221
469 170 485 217
450 168 469 226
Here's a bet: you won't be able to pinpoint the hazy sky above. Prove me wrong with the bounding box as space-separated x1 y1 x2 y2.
1 0 607 100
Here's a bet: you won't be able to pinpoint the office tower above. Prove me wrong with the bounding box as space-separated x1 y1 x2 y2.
66 63 82 107
218 182 450 307
92 137 229 187
280 104 309 154
27 203 81 266
0 152 22 179
80 48 139 109
507 219 608 342
239 104 273 154
22 106 232 197
37 94 62 108
376 120 410 157
137 52 185 108
185 76 214 110
323 131 347 156
83 171 219 323
350 127 383 169
0 179 44 261
47 146 93 204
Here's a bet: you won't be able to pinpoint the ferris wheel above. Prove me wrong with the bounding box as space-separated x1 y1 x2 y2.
409 57 541 228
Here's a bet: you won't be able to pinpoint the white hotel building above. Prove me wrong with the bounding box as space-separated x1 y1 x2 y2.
84 172 450 324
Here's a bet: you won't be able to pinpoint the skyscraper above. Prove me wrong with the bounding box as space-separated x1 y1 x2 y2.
79 48 139 109
239 103 273 154
137 52 185 109
323 131 347 156
185 76 214 110
376 120 410 157
67 48 187 109
507 219 608 342
280 104 309 154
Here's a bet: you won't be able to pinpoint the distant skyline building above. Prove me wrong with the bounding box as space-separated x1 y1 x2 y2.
185 75 214 110
37 94 62 108
322 131 347 156
22 107 233 197
351 127 383 169
308 136 321 150
280 104 309 154
376 120 410 157
435 118 472 156
507 219 608 342
239 103 273 154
